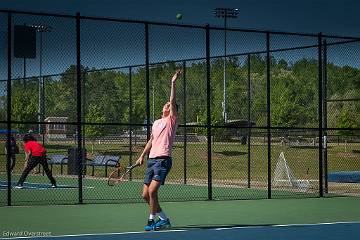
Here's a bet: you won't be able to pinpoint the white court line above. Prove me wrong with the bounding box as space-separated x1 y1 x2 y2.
0 185 38 189
213 221 360 230
0 182 94 190
1 221 359 239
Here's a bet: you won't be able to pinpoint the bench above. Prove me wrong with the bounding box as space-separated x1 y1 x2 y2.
47 154 68 175
86 155 121 177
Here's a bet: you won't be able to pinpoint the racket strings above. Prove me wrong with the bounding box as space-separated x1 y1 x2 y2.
108 166 126 185
108 163 140 186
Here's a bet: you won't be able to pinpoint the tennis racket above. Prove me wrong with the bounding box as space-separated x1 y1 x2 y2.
107 163 140 186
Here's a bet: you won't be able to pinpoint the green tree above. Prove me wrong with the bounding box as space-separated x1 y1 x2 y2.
85 104 106 153
11 78 38 132
337 106 357 135
337 105 357 152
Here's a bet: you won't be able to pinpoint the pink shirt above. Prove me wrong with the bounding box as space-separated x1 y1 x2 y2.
149 115 178 158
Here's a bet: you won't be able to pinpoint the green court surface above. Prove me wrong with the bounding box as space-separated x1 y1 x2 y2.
0 197 359 238
1 173 321 206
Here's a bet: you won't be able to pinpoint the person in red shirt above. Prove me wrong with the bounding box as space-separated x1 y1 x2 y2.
15 134 56 188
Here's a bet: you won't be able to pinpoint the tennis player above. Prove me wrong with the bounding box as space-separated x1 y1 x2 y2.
136 69 181 231
4 135 19 172
15 134 56 188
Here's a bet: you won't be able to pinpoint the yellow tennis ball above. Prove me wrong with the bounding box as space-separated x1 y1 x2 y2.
176 13 182 20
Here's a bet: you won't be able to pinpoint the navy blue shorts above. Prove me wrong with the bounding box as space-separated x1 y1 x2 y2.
144 157 172 185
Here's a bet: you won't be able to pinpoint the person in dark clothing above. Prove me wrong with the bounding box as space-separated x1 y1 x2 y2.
5 136 19 172
15 134 56 188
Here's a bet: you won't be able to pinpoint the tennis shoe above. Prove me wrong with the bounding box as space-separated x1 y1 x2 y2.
154 218 171 230
144 219 155 231
14 185 23 189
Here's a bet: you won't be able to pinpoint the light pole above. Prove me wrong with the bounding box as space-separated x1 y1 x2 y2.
214 8 238 122
28 24 52 136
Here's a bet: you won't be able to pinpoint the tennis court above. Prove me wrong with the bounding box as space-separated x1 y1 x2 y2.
1 171 324 206
1 7 360 240
1 197 359 239
2 223 360 240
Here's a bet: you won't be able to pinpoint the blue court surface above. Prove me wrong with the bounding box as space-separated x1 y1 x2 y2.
1 222 359 240
328 171 360 183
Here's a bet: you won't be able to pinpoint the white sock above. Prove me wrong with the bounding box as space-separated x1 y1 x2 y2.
157 211 168 220
149 214 156 220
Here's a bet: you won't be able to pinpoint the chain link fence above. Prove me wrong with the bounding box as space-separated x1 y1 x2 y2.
0 10 359 206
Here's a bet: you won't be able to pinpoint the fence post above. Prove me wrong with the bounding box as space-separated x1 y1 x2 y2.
7 12 12 206
247 54 251 189
145 23 150 141
129 66 133 180
266 32 272 199
206 24 212 200
182 61 187 185
318 33 324 197
323 39 328 194
76 12 83 204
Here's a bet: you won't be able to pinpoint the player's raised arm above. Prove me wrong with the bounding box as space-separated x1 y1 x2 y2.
169 69 181 117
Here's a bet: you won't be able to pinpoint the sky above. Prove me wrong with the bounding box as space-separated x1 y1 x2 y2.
0 0 359 79
1 0 359 36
